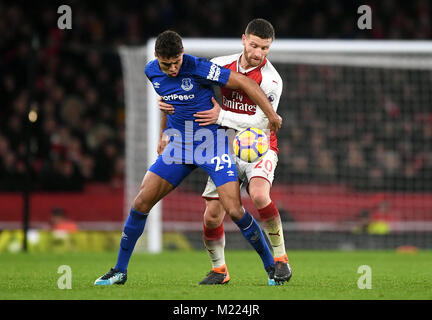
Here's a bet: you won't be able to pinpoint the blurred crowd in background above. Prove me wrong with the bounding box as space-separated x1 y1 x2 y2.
1 0 432 192
277 65 432 191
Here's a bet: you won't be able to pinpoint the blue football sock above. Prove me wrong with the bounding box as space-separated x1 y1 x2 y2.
234 210 274 270
114 208 148 273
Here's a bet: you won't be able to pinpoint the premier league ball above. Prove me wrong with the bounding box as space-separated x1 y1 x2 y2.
233 127 269 162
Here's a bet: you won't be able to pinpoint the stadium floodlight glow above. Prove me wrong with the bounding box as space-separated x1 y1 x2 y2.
120 39 432 253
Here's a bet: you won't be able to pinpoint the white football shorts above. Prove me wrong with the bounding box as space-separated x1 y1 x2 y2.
202 150 278 199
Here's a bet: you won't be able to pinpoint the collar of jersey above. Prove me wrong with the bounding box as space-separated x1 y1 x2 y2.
237 54 267 75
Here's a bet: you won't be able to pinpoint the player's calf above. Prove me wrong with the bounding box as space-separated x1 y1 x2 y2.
203 223 226 273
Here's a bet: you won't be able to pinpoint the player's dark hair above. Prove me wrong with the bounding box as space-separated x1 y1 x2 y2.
155 30 184 58
245 18 275 40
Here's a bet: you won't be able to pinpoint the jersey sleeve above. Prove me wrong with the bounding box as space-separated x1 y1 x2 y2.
210 56 226 67
216 75 283 131
193 57 231 87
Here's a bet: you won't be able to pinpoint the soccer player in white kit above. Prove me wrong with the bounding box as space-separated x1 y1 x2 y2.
159 19 292 285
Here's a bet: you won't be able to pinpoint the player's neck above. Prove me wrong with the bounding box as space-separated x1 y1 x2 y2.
239 54 256 72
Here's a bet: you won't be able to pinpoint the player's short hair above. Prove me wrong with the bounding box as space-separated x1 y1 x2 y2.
245 18 275 40
155 30 184 58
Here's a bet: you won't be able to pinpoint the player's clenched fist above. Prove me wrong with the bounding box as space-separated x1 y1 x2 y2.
268 113 282 132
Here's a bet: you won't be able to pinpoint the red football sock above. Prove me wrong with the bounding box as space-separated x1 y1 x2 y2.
258 201 286 258
203 223 224 241
203 223 226 268
258 201 280 222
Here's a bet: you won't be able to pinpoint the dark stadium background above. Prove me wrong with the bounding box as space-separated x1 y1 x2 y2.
1 0 432 251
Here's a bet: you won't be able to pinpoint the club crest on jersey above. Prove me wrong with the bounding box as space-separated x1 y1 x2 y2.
181 78 193 91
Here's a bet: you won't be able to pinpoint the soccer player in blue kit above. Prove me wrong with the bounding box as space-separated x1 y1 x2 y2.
94 30 282 286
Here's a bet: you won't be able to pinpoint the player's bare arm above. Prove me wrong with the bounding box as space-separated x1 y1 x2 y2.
159 74 281 130
206 71 281 132
226 71 282 132
194 96 276 131
157 111 169 155
159 94 221 126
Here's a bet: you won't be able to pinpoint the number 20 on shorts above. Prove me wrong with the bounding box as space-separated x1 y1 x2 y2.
254 159 273 172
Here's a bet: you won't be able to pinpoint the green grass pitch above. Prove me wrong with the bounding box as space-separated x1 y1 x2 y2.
1 250 431 300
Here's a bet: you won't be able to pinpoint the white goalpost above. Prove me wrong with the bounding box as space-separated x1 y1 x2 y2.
120 39 432 253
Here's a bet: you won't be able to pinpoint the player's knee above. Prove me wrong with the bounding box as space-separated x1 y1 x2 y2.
249 190 271 209
225 205 244 221
204 200 224 228
204 214 221 229
204 210 221 229
133 194 152 213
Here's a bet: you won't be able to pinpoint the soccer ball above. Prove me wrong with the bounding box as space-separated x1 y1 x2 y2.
233 127 269 162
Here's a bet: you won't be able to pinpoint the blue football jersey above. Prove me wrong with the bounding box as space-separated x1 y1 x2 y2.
145 54 231 136
145 54 237 187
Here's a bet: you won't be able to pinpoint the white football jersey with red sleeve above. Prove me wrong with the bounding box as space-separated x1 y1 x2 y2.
211 53 282 153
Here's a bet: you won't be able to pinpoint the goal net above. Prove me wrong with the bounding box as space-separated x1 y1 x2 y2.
120 39 432 252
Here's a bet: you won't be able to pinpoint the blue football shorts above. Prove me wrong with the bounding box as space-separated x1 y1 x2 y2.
149 140 238 188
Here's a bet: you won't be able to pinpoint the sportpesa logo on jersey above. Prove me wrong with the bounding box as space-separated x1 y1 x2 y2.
207 63 221 81
162 93 195 101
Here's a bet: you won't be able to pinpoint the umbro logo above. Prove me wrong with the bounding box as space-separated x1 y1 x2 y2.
121 232 128 239
153 82 160 89
250 230 260 241
227 170 235 177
